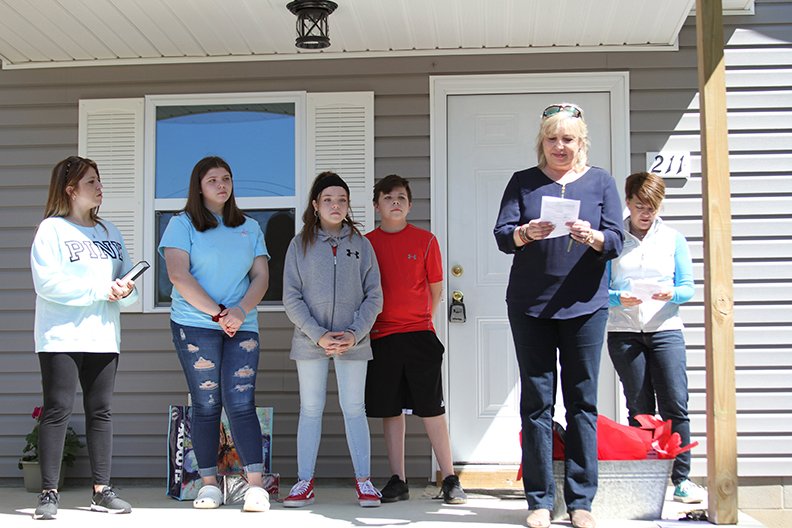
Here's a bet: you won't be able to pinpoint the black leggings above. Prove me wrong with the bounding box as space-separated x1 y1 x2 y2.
38 352 119 490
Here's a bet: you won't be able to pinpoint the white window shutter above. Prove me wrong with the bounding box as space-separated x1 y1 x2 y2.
78 98 145 312
307 92 375 233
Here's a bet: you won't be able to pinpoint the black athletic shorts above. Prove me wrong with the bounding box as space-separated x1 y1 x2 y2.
365 330 445 418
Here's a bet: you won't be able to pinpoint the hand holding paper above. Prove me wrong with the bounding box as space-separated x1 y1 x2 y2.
629 279 662 303
539 196 581 239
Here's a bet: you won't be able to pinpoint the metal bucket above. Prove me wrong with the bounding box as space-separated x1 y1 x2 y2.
551 459 673 520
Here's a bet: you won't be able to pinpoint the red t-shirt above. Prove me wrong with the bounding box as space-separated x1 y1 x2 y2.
366 224 443 339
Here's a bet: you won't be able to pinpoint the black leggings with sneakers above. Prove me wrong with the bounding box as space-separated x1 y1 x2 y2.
38 352 119 490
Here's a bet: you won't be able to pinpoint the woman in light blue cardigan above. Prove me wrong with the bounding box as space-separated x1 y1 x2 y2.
282 172 383 508
606 171 703 504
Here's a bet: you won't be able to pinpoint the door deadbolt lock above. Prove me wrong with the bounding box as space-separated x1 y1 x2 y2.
449 290 466 323
451 264 463 277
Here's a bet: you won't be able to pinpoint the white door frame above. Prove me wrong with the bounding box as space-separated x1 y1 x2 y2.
429 72 631 474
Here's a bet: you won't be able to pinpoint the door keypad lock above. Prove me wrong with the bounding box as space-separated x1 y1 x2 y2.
449 290 466 323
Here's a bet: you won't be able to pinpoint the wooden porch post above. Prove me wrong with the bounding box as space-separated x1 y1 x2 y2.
695 0 738 524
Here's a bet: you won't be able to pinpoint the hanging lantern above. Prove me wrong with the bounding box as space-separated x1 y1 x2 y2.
287 0 338 50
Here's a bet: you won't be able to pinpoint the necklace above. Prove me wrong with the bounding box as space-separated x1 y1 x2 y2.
65 216 99 239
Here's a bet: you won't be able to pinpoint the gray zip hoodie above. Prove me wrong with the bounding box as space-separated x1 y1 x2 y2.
283 225 383 361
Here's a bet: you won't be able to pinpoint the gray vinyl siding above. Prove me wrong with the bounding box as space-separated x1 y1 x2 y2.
1 0 791 480
633 0 792 477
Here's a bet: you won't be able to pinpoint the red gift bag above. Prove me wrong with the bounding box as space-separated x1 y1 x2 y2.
635 414 699 459
596 415 653 460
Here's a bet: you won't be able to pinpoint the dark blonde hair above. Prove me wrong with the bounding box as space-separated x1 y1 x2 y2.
300 171 361 251
535 105 590 173
625 171 666 211
44 156 106 233
182 156 246 232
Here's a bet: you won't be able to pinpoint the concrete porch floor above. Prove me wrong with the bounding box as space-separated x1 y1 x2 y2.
0 479 766 528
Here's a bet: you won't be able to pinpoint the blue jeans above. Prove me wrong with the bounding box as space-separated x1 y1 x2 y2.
295 358 371 481
608 330 691 485
171 321 263 478
508 306 607 512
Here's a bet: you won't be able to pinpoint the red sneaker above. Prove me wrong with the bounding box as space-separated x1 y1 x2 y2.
355 479 382 507
283 479 315 508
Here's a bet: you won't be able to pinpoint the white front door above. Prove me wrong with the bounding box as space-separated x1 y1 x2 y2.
443 89 623 465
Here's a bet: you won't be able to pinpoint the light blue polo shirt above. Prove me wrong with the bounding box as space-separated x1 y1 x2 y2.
158 213 268 332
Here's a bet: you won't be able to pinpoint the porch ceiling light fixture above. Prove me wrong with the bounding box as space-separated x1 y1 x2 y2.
287 0 338 50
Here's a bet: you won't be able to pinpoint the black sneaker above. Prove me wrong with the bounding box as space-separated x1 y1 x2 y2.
440 474 467 505
380 474 409 503
33 490 59 520
90 486 132 514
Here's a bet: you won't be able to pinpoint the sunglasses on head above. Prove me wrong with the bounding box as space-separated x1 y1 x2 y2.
542 104 583 119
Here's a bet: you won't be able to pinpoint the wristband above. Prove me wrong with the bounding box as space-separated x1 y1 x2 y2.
518 225 533 244
211 304 226 322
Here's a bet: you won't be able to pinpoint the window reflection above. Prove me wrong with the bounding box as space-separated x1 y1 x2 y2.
155 104 295 199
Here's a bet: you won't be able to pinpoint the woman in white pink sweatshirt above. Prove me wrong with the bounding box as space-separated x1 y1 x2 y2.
30 156 137 520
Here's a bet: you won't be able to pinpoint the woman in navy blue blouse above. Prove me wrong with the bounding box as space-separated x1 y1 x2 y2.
493 103 623 528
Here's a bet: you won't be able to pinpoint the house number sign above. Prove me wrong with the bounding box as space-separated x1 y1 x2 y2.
645 151 691 181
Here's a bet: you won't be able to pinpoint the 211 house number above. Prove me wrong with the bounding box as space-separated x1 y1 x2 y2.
647 151 690 179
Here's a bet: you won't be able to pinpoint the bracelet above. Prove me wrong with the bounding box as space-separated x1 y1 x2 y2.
518 225 534 244
211 304 226 322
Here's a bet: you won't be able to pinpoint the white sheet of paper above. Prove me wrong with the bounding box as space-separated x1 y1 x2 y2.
539 196 581 238
630 279 662 303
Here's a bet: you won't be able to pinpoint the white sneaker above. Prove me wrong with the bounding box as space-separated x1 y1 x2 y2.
242 486 270 512
193 484 223 509
674 479 706 503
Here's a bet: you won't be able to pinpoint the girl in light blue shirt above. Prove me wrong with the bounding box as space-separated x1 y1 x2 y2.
159 156 270 512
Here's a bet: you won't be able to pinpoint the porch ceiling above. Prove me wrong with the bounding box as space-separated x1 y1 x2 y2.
0 0 755 70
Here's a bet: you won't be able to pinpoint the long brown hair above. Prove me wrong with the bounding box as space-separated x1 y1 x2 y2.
300 171 361 252
182 156 246 232
44 156 106 233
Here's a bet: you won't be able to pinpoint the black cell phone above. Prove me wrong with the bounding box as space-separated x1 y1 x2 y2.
121 261 150 282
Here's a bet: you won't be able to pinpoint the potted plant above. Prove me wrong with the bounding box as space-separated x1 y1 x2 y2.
18 406 85 492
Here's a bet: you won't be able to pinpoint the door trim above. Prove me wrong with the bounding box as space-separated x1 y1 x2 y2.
429 73 631 473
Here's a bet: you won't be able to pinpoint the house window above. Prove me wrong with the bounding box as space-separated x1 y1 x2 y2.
80 91 372 313
145 93 305 310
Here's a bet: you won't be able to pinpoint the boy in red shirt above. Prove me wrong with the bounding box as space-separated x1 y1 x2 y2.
365 174 466 504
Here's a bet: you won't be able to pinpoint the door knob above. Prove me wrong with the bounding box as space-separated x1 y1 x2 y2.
451 264 463 277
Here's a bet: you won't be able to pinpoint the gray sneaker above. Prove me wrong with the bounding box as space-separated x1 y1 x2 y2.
440 475 467 505
33 490 59 520
90 487 132 514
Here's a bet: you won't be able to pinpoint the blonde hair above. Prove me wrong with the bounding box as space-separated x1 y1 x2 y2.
535 109 590 173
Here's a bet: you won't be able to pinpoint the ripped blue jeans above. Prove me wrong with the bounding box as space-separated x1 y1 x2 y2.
171 321 263 478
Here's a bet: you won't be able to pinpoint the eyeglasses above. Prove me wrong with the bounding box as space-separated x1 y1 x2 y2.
542 104 583 119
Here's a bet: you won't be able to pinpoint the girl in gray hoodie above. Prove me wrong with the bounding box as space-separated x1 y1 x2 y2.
282 172 383 508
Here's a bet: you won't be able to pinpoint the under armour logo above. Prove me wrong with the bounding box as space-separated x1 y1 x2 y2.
346 249 360 259
407 254 417 260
